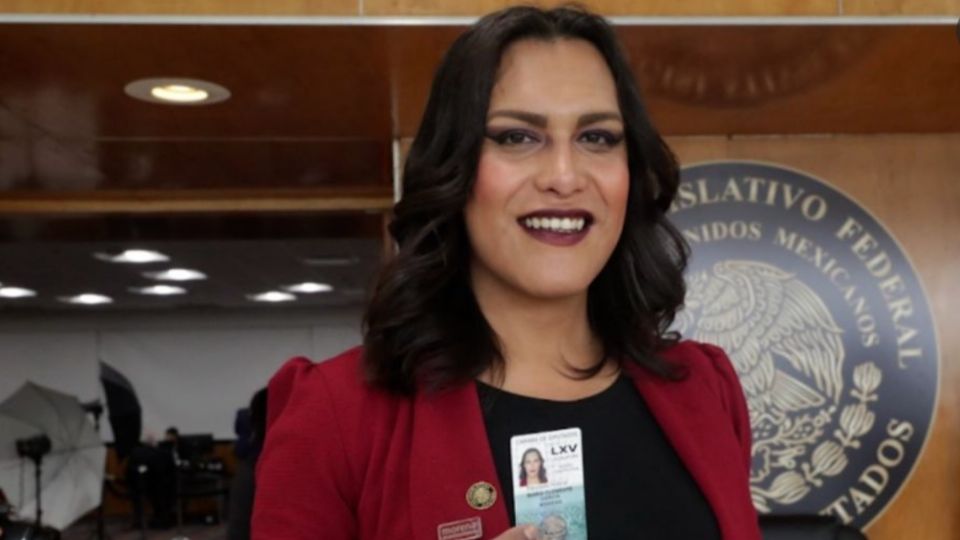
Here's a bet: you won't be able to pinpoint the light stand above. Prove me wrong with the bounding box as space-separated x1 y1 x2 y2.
14 434 52 531
82 400 112 540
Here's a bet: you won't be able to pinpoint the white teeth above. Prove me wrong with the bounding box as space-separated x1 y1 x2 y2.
522 216 588 233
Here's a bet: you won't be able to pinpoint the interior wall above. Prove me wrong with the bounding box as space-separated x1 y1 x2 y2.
0 307 362 440
667 133 960 540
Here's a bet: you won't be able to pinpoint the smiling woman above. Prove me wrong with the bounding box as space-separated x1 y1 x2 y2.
367 7 688 395
467 38 629 304
253 6 760 540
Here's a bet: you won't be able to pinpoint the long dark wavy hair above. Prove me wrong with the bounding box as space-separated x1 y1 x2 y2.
363 5 689 394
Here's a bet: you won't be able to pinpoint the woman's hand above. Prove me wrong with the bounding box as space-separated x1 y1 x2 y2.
492 525 540 539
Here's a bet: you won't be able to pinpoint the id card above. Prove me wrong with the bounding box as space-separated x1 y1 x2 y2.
510 428 587 540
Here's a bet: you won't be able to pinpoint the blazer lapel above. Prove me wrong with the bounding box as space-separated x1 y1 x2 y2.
408 383 511 540
626 362 745 539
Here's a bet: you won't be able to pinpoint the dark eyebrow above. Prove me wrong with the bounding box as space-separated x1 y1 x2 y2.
487 109 623 129
487 110 547 128
576 111 622 128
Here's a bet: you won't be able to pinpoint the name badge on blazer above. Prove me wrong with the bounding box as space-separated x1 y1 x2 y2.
437 516 483 540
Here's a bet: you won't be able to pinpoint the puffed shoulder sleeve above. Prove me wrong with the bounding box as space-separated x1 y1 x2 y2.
700 343 753 471
252 356 357 540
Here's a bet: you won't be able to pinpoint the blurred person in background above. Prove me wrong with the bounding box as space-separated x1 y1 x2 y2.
126 426 179 529
227 388 267 540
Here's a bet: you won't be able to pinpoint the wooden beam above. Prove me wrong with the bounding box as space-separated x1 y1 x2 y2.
0 0 359 16
364 0 837 16
0 189 394 214
844 0 960 14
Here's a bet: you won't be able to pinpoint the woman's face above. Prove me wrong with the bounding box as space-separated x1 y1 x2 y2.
523 451 543 477
464 38 629 301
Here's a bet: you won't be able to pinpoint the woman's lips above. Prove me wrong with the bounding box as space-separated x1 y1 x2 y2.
521 227 590 246
517 210 593 247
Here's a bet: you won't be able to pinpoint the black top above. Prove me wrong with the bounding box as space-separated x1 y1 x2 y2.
477 375 721 539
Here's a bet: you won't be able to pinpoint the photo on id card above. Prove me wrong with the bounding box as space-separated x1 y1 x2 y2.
510 427 587 540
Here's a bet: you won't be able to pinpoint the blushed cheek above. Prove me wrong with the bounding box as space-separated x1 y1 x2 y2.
472 155 510 205
466 155 506 249
469 155 520 236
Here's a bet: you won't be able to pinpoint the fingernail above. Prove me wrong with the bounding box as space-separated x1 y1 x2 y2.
523 525 539 540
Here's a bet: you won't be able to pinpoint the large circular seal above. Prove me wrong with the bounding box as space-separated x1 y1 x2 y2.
670 161 938 529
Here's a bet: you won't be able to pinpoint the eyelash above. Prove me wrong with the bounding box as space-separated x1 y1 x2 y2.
579 131 624 147
487 129 538 146
485 129 624 149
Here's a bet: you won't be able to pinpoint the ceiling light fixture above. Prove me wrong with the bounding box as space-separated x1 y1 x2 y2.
95 249 170 264
129 285 186 296
152 84 208 102
0 286 37 299
143 268 207 282
247 291 296 303
124 77 231 106
59 293 113 306
283 282 334 294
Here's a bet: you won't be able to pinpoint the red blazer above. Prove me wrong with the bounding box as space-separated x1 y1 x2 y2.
253 341 760 540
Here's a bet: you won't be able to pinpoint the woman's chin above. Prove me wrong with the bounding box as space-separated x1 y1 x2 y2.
514 276 593 301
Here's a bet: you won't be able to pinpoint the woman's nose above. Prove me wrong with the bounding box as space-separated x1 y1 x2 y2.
535 142 584 196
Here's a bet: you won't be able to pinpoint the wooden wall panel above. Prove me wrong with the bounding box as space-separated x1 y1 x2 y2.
844 0 960 14
363 0 837 16
0 0 853 16
11 0 956 16
387 25 960 137
667 133 960 540
635 25 960 136
0 0 358 15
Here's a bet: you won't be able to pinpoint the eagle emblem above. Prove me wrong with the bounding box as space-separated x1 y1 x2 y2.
677 260 880 511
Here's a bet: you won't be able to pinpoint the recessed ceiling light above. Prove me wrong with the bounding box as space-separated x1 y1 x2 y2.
247 291 296 303
95 249 170 264
59 293 113 305
129 285 186 296
125 78 230 106
0 286 37 299
143 268 207 282
283 282 334 294
152 84 208 102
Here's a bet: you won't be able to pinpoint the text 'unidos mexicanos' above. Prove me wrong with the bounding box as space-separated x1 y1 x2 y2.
673 175 924 370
